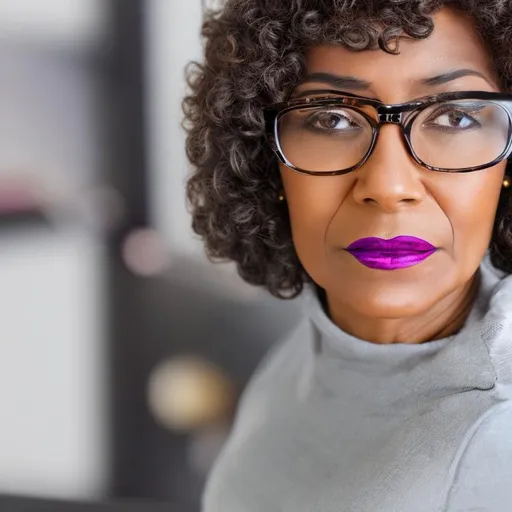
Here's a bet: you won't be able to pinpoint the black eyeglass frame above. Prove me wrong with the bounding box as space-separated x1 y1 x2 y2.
263 90 512 176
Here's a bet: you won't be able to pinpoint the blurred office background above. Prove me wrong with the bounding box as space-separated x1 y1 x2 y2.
0 1 299 510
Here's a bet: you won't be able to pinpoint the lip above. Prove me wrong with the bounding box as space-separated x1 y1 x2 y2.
346 235 438 270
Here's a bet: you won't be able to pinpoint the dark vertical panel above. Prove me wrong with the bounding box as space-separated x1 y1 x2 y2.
104 0 150 499
107 0 148 233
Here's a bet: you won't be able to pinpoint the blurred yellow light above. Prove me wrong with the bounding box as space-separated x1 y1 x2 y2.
147 356 236 432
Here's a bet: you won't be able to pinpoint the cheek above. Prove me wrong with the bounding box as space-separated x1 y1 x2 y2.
280 165 348 281
423 164 505 288
441 166 504 253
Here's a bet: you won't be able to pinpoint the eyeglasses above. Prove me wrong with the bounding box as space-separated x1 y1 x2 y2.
264 90 512 175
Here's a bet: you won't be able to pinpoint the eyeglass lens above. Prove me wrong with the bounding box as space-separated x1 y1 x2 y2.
276 100 510 172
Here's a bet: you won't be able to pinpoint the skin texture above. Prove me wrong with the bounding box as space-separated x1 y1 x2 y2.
279 7 507 344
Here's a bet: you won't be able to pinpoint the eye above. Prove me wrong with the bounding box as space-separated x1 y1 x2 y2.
422 104 484 131
305 108 362 132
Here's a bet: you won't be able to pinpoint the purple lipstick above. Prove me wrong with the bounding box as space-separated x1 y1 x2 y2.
346 236 437 270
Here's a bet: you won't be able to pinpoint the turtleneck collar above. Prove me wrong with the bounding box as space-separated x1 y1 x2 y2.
299 254 512 406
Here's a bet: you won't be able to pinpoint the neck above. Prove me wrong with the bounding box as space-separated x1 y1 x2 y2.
324 271 481 345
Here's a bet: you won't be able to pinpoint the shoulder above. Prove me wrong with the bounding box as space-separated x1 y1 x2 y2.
245 317 310 391
225 318 310 434
444 401 512 511
240 318 310 400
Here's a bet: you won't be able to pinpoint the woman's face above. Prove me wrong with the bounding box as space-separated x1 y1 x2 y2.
280 7 507 324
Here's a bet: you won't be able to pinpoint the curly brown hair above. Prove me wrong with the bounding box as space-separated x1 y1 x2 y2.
183 0 512 299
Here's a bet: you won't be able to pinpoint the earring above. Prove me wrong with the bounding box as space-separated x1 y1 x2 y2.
504 176 511 188
278 192 285 202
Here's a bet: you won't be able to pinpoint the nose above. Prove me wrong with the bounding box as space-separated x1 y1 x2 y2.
352 125 425 212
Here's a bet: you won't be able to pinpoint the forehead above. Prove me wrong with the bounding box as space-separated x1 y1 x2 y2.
303 7 498 100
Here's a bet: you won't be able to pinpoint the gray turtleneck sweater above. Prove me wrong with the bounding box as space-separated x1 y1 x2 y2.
202 254 512 512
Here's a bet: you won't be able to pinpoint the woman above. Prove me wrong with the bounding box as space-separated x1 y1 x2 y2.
183 1 512 510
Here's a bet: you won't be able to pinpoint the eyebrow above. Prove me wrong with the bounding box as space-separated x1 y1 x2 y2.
299 72 371 92
420 68 494 86
296 68 494 95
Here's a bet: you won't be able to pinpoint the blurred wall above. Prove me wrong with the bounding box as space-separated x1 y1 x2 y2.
0 0 109 500
0 230 107 500
145 0 204 258
0 0 105 46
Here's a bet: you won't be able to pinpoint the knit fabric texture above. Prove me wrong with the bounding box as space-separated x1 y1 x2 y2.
202 254 512 511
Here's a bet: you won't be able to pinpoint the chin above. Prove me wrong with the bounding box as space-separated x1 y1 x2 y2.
329 277 451 320
353 295 435 320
